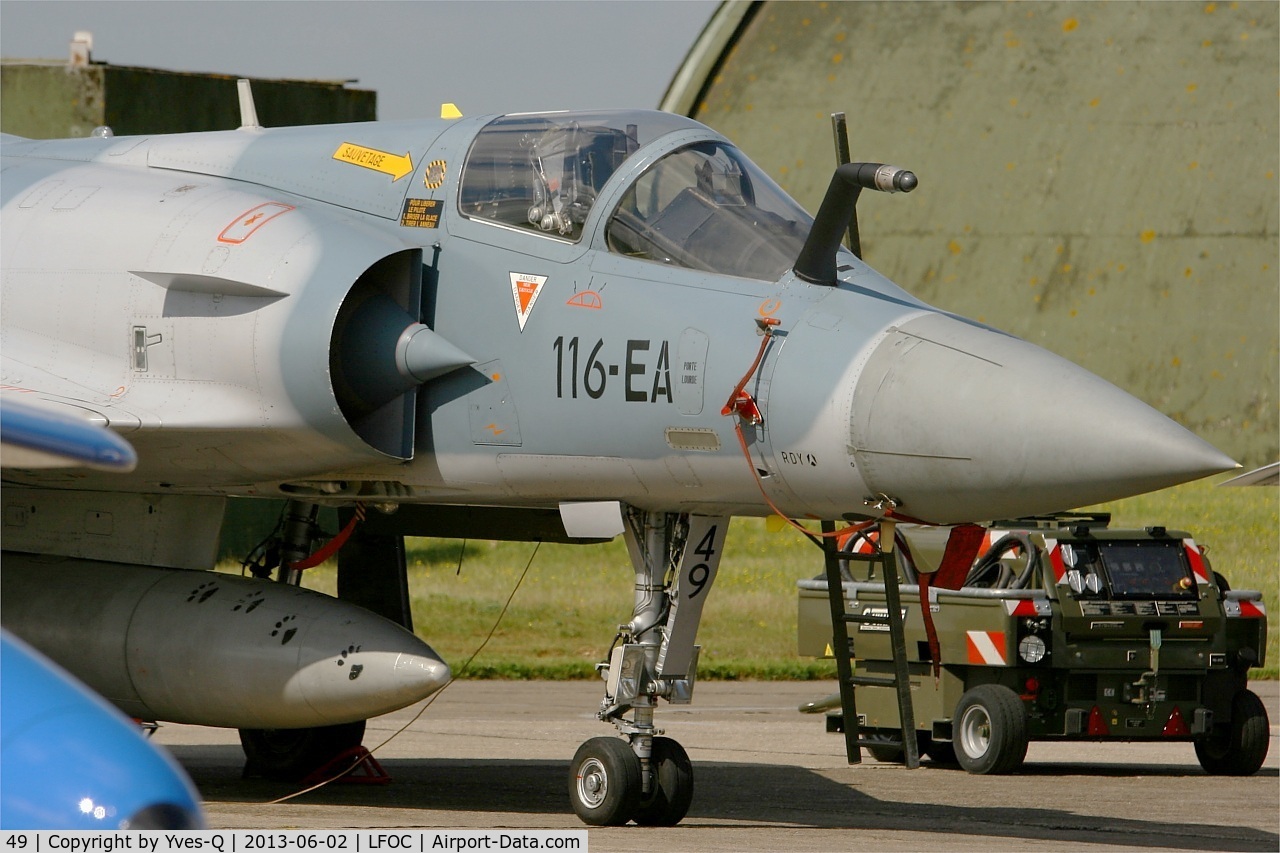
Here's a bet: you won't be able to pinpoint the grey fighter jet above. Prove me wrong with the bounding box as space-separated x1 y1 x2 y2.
0 93 1235 826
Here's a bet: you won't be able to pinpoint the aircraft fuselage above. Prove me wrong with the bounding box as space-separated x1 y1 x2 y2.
1 112 1231 529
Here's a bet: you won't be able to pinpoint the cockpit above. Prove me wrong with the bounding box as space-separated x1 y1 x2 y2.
458 111 814 282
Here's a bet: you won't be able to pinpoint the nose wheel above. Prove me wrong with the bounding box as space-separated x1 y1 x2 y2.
568 736 693 826
569 737 640 826
634 737 693 826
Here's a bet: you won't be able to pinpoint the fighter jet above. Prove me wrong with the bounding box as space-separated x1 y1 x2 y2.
0 87 1235 826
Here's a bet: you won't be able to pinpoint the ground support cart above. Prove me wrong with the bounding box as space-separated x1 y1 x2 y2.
797 521 1269 775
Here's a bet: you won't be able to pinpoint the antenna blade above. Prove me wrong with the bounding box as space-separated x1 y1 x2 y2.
237 79 261 130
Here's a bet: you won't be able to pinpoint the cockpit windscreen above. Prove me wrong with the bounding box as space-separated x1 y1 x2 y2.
606 142 813 281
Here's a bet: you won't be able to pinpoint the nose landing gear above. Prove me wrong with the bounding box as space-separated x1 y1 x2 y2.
567 510 725 826
569 734 695 827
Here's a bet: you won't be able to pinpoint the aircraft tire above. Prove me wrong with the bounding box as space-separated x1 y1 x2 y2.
569 736 641 826
1194 689 1270 776
239 720 367 781
953 684 1028 775
633 737 693 826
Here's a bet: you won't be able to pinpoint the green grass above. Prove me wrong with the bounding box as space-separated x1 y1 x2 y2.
290 532 839 680
259 475 1276 680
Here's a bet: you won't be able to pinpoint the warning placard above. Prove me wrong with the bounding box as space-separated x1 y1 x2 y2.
400 198 441 228
510 272 547 331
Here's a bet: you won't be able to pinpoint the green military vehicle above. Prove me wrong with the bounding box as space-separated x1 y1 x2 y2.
797 515 1270 775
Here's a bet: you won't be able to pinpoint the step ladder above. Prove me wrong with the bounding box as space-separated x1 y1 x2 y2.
821 518 919 768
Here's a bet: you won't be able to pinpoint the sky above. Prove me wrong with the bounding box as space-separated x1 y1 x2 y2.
0 1 719 119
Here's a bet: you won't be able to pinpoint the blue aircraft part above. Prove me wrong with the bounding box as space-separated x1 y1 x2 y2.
0 399 136 471
0 629 204 829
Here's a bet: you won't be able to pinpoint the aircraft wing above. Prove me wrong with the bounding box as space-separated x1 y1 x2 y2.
0 393 136 471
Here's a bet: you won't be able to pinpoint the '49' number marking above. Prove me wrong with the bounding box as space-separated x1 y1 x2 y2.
685 524 719 599
553 336 672 403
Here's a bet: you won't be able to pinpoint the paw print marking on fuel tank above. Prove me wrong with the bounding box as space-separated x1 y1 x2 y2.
186 582 218 604
335 645 364 680
271 615 297 645
233 590 266 613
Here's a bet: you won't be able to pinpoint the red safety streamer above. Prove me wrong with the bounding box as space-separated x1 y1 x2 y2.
288 504 366 570
720 318 780 420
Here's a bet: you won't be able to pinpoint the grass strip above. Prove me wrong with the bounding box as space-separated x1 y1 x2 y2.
225 476 1275 680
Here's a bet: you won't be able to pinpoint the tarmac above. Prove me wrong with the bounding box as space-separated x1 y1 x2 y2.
155 680 1279 852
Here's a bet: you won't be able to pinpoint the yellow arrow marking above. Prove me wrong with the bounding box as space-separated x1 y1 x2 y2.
332 143 414 181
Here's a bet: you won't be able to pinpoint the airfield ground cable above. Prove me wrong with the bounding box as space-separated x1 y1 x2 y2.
266 539 543 804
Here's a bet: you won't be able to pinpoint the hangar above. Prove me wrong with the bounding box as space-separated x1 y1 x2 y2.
665 1 1278 466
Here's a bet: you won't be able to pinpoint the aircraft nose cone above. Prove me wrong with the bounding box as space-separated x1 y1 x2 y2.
850 313 1237 523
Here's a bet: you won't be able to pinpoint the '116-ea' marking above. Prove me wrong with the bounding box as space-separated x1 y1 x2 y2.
553 336 672 403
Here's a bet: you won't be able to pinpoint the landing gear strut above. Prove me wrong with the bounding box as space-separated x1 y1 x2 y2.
568 510 726 826
239 500 378 780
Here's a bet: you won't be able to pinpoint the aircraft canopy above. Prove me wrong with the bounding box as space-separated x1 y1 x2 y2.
459 111 813 281
605 140 812 281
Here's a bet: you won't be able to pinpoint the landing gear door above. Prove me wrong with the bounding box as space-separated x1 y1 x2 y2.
657 515 728 678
